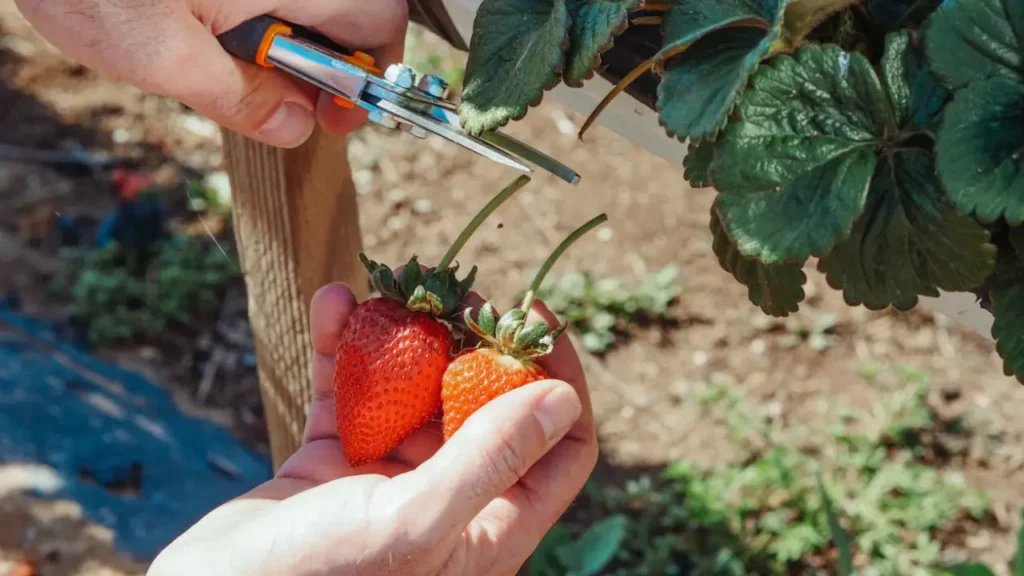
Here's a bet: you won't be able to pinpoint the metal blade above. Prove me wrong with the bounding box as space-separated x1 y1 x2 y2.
371 98 534 173
432 108 581 185
479 131 581 185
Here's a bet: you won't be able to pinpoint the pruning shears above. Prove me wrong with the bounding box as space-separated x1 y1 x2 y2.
216 16 580 185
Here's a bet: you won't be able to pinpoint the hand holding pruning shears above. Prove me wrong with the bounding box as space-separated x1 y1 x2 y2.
15 0 580 181
14 0 409 147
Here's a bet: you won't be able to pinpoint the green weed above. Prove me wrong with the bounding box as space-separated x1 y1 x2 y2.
53 237 238 344
530 365 991 575
532 266 682 354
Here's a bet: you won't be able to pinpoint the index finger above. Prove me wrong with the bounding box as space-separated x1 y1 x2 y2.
525 299 594 433
305 282 358 443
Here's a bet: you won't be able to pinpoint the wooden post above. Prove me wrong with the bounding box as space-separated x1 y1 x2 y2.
222 126 368 470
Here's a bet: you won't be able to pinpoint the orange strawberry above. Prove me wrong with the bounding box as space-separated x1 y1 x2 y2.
335 175 531 466
441 213 608 440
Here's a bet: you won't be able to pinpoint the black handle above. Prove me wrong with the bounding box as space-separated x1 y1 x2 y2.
217 15 354 66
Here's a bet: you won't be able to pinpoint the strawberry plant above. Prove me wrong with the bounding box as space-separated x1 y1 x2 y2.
458 0 1024 384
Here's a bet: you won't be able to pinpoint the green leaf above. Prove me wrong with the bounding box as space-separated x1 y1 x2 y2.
710 44 891 264
992 276 1024 384
923 0 1023 91
658 27 778 141
880 30 948 131
711 205 806 317
819 149 995 311
564 0 640 87
555 514 629 576
935 77 1024 224
684 138 715 188
529 524 573 576
656 0 784 60
653 0 785 141
460 0 570 134
949 564 998 576
818 476 854 576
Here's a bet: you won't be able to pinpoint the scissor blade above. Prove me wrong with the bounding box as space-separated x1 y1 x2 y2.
371 99 533 173
433 108 580 186
479 131 581 185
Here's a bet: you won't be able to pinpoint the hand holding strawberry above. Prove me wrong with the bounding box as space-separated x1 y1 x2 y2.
442 213 608 440
333 175 531 466
149 281 598 576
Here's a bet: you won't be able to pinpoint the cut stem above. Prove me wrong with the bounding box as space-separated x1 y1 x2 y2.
437 175 531 271
578 55 656 140
630 15 664 26
519 213 609 314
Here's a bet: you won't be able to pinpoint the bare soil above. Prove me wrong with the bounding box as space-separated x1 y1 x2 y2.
1 3 1023 573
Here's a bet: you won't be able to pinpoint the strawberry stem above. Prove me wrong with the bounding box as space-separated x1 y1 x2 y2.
578 55 656 141
519 213 609 314
630 15 664 25
437 175 531 271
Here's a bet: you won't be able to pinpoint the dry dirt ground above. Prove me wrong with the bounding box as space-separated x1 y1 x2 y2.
2 3 1024 574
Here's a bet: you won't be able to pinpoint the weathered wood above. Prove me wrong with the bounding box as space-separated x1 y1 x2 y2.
222 126 367 470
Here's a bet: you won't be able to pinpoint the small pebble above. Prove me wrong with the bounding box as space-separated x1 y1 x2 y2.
412 198 434 215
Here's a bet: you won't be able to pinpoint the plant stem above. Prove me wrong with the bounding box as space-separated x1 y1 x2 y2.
437 175 531 270
520 213 609 314
578 18 771 140
578 55 656 140
630 15 664 26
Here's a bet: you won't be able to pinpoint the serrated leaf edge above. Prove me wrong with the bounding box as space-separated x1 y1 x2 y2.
710 203 807 317
564 0 643 87
459 1 573 135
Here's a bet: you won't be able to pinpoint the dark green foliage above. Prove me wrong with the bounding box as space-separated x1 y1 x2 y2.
683 139 715 188
55 238 238 344
533 266 681 353
565 0 641 87
460 0 1024 384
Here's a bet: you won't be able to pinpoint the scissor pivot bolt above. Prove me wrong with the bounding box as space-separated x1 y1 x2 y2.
384 64 416 89
417 75 449 99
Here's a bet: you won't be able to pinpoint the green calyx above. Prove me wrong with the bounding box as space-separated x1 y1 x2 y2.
362 174 531 320
463 213 609 360
362 254 477 318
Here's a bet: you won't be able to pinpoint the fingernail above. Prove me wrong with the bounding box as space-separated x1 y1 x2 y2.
258 101 314 148
534 382 581 443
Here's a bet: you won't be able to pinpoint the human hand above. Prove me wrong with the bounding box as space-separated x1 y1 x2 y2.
148 282 599 576
14 0 409 148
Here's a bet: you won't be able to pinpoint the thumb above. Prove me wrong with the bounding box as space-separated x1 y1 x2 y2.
162 17 318 148
386 380 583 537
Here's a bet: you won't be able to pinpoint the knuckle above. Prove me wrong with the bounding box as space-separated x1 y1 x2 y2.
479 433 530 492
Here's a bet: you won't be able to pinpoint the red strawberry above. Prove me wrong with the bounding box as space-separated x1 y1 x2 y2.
441 213 608 440
334 175 531 466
